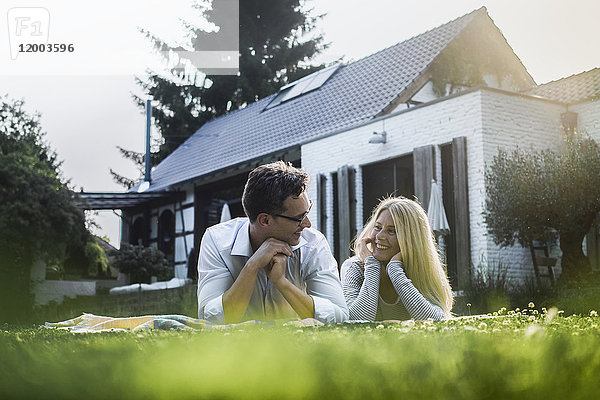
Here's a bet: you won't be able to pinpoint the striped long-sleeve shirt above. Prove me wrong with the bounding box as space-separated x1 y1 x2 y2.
340 256 446 321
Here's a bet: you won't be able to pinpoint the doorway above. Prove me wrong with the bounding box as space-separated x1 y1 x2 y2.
361 154 414 224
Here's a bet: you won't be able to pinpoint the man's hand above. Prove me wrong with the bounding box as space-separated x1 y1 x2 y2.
266 251 314 320
266 253 288 287
223 238 293 323
247 238 294 272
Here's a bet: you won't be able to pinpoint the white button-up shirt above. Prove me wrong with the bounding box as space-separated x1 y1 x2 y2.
197 217 349 323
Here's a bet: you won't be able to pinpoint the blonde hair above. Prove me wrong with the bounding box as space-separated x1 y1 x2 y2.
352 197 453 316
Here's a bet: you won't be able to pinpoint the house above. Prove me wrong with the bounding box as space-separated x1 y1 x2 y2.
111 7 599 290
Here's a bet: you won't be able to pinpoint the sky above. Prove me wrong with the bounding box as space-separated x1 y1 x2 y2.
0 0 598 246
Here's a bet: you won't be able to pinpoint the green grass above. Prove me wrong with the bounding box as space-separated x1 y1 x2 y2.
2 306 600 399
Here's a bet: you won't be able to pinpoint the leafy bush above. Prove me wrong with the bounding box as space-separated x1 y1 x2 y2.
0 96 89 321
84 239 109 277
484 134 600 279
111 243 173 283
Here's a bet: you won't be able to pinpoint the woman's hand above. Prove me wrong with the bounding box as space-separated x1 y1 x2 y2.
390 251 403 263
361 237 374 257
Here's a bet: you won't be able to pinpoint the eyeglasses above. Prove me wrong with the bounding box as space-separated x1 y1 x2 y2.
274 200 312 226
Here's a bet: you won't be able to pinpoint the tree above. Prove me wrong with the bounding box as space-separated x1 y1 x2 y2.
110 244 173 283
429 12 533 97
112 0 326 186
0 96 89 322
484 134 600 279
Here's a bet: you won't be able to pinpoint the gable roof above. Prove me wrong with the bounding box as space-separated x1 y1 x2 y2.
524 68 600 104
145 7 500 192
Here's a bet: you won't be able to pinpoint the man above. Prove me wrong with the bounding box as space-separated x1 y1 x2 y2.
197 161 348 324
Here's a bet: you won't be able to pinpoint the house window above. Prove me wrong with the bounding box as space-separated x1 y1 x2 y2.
264 65 340 110
130 217 144 246
158 210 175 260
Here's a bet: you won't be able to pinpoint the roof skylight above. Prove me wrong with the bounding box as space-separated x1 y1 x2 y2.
264 64 340 110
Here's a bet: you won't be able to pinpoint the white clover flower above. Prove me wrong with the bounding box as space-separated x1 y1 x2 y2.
524 324 543 338
401 320 415 328
545 307 559 323
590 310 598 317
528 302 535 308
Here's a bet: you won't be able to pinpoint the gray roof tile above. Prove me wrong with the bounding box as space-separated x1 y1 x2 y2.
147 8 484 191
524 67 600 104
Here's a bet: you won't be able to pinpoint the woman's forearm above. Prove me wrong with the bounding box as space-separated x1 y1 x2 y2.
387 261 446 321
342 257 381 321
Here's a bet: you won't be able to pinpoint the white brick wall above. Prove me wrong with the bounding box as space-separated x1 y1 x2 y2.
301 88 584 285
480 90 566 283
573 100 600 141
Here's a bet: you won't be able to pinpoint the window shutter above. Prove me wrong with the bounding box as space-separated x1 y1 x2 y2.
316 173 326 233
337 165 356 262
413 144 434 210
452 136 471 288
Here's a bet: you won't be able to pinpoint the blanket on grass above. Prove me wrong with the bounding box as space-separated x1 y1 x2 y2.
44 313 502 333
43 313 325 333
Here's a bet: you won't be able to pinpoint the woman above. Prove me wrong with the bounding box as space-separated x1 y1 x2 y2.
341 197 453 321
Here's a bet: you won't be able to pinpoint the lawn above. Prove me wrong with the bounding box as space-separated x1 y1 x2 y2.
1 306 599 400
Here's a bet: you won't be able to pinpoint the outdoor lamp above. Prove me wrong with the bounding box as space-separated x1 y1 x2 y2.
368 131 387 144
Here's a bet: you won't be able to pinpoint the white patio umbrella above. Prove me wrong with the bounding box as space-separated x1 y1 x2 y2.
427 179 450 236
220 202 232 223
427 180 450 263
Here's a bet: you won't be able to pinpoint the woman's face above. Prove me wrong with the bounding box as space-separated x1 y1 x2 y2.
369 208 401 262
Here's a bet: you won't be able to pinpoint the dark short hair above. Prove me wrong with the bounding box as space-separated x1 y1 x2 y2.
242 161 309 222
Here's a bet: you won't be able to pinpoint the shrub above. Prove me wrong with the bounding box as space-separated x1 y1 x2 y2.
111 244 173 283
484 134 600 279
84 239 109 278
461 259 511 315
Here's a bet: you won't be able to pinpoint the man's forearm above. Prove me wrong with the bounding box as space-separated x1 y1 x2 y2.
222 261 261 323
274 279 315 319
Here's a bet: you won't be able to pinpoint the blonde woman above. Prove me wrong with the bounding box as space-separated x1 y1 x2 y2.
340 197 453 321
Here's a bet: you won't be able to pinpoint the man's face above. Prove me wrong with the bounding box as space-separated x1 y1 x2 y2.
268 191 312 246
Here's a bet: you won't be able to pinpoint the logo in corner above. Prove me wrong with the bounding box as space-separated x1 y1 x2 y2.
7 7 50 60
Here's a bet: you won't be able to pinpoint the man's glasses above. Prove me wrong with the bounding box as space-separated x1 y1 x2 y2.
274 200 312 226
